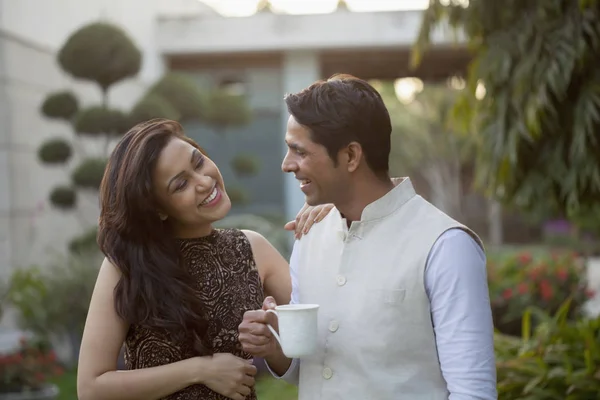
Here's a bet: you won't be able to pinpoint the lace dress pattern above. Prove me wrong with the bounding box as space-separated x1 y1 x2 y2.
124 229 264 399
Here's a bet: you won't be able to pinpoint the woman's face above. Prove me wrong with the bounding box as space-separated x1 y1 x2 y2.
152 137 231 237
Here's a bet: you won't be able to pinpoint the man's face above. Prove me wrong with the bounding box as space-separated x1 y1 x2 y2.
281 115 347 206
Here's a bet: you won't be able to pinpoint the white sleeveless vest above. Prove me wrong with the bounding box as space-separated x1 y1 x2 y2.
292 178 482 400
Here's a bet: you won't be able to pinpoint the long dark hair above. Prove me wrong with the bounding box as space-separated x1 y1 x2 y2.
97 118 209 354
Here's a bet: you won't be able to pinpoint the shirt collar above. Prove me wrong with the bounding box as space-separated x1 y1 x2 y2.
361 177 416 222
339 177 416 228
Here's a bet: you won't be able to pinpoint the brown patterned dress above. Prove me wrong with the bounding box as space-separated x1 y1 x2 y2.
124 229 264 399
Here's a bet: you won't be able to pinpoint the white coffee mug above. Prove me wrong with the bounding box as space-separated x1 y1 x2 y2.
266 304 319 358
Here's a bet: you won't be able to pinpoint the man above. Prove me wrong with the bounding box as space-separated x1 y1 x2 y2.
238 74 497 399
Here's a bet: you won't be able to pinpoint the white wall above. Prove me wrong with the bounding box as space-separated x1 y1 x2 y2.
0 0 166 294
0 0 164 83
158 9 460 54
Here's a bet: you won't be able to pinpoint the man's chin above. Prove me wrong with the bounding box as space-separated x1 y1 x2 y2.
305 196 326 207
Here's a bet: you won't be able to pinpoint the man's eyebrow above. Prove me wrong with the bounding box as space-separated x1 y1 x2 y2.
286 141 306 152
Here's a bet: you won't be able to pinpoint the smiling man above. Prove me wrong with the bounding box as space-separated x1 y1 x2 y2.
238 74 497 400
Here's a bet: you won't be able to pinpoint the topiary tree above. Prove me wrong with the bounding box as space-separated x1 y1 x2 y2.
39 22 142 252
146 72 206 122
58 22 142 106
204 90 252 134
49 186 77 210
129 93 181 126
231 153 261 178
38 138 72 165
229 153 260 209
41 91 78 120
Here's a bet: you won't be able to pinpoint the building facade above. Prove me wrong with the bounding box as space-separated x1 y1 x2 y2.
0 0 467 287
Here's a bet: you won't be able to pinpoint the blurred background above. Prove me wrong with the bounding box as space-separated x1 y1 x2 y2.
1 1 599 399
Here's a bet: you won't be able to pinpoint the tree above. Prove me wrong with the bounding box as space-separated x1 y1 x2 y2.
39 22 142 250
231 153 261 178
58 22 142 106
145 72 206 122
41 24 257 255
204 89 252 134
381 81 475 220
413 0 600 226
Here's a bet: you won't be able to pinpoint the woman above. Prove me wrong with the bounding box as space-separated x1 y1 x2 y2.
76 119 332 400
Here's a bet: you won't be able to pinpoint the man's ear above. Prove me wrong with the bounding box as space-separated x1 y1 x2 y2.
345 142 363 173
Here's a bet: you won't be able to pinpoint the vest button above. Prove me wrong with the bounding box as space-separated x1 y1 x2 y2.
329 320 339 332
336 275 347 286
322 367 333 379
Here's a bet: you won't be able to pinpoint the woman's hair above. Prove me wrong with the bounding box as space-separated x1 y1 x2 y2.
97 118 210 354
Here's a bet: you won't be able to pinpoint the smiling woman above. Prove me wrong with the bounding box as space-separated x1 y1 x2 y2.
151 134 231 238
75 118 332 400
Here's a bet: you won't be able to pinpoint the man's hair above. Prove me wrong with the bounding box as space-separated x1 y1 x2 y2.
284 73 392 176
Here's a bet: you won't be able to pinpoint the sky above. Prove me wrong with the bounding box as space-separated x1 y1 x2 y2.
198 0 429 17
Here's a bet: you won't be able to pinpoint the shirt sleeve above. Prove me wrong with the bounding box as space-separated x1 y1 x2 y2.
289 240 300 305
265 240 301 385
425 228 497 400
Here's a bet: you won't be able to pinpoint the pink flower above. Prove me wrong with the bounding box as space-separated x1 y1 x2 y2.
518 282 529 294
540 280 553 301
556 268 568 282
518 252 532 264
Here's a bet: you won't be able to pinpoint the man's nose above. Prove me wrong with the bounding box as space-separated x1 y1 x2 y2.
281 152 296 173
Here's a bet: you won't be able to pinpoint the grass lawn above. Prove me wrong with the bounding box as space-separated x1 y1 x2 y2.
50 369 76 400
51 369 298 400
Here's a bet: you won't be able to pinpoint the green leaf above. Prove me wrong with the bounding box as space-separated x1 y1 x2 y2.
523 375 544 394
413 0 600 221
522 308 532 341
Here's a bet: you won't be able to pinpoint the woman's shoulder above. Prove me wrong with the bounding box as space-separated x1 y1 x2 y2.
239 229 269 249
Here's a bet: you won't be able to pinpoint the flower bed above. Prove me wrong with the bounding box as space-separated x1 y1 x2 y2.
0 337 63 399
488 250 595 336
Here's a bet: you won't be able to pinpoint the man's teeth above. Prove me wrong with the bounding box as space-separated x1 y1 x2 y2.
200 188 218 205
300 180 311 185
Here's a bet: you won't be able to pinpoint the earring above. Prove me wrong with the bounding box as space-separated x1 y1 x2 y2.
159 213 168 221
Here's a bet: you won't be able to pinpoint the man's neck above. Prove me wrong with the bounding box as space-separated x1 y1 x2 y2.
336 176 395 223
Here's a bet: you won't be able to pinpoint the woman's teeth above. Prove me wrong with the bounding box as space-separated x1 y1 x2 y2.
200 187 218 205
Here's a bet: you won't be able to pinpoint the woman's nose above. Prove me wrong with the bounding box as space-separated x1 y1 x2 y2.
194 174 213 191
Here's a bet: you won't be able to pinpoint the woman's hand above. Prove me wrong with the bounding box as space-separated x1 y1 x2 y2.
284 203 334 239
200 353 257 400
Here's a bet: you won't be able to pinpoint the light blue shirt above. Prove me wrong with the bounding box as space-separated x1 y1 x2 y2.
288 228 497 400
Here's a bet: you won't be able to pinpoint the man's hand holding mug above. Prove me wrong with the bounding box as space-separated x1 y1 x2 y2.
239 296 320 376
